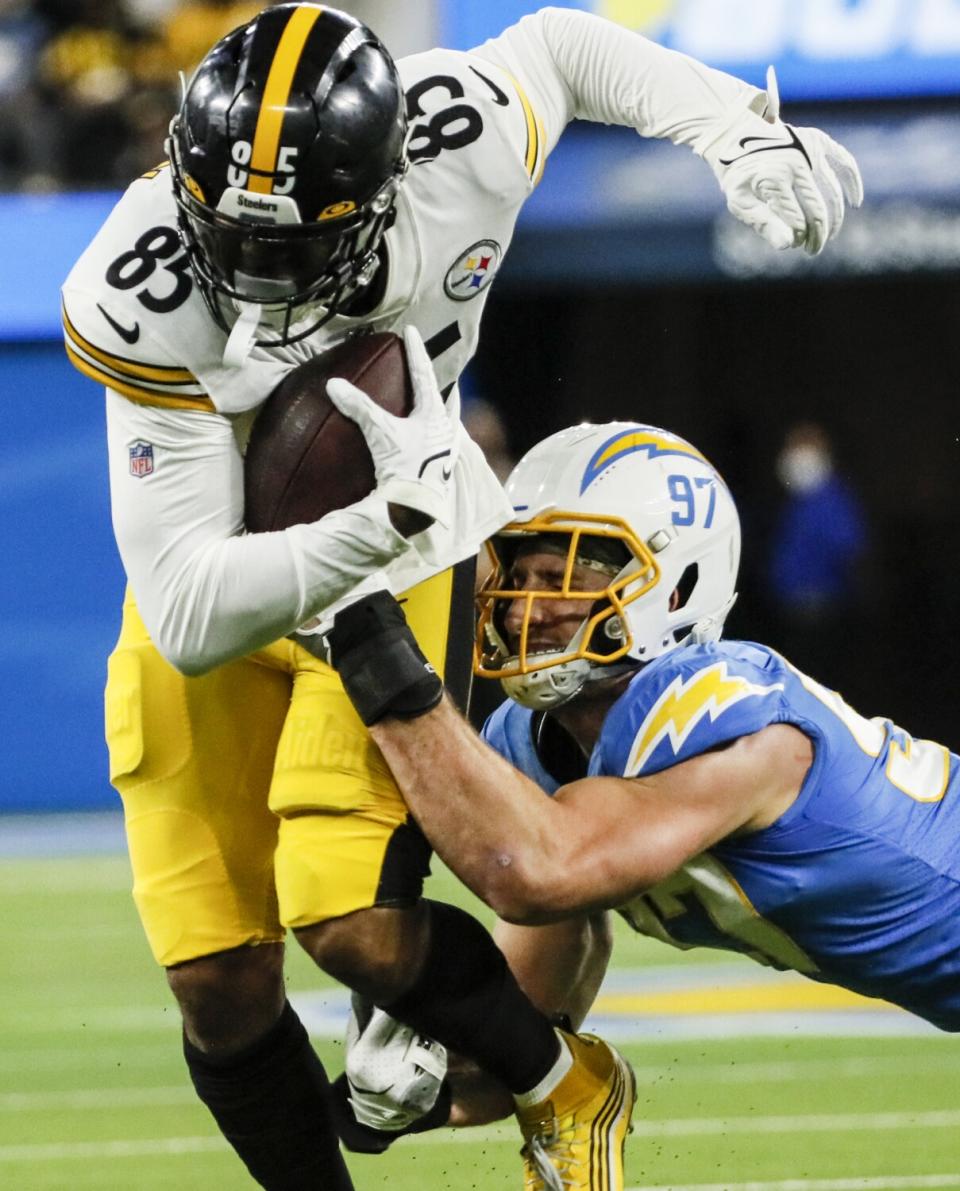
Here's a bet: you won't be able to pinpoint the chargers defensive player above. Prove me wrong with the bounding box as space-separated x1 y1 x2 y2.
61 4 862 1188
327 420 960 1177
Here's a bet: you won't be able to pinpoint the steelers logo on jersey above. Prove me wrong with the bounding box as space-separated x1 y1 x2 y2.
444 240 502 302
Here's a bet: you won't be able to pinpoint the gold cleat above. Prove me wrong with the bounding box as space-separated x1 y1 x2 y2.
516 1032 636 1190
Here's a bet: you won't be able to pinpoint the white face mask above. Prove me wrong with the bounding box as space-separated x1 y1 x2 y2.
776 444 832 493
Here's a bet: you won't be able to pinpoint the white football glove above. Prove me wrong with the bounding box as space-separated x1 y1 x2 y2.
700 67 863 256
344 998 448 1133
327 325 459 530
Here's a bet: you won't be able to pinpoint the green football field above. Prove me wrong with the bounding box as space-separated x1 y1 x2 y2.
2 843 959 1191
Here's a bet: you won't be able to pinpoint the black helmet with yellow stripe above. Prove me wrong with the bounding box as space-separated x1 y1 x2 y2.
168 3 407 346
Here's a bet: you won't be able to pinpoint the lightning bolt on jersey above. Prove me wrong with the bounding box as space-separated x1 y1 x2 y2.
483 640 960 1030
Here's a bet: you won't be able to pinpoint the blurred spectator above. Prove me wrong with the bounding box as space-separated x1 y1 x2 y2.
0 0 265 192
161 1 263 81
34 1 156 188
0 0 58 188
766 421 871 685
0 2 46 101
0 1 438 192
462 394 518 485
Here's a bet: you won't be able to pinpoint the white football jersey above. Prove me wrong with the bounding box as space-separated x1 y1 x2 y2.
62 47 551 415
61 9 756 671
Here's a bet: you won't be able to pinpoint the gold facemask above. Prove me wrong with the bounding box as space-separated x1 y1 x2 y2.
474 510 662 680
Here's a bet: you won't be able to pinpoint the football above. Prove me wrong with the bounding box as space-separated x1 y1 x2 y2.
244 331 413 533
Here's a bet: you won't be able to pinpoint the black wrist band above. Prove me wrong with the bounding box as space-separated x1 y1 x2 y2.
327 591 444 726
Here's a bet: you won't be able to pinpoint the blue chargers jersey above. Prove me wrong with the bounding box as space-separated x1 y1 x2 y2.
482 640 960 1030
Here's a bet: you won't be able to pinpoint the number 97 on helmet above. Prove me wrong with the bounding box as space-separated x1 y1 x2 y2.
476 422 742 710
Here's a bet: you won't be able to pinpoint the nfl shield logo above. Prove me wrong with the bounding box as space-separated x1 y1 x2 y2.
129 440 154 478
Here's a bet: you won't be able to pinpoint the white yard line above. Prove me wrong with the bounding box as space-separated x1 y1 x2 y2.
3 1091 960 1141
623 1109 960 1136
0 1086 193 1110
407 1108 960 1145
2 1112 960 1163
626 1178 960 1191
630 1051 960 1084
0 1136 226 1162
412 1110 960 1141
0 1042 174 1074
3 1054 958 1112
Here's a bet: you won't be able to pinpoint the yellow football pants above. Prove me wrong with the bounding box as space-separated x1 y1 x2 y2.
104 564 474 966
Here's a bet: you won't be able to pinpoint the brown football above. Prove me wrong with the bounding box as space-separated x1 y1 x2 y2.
244 331 412 533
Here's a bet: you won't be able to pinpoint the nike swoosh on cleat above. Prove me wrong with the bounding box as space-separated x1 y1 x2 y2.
718 125 812 170
97 304 141 344
469 65 510 105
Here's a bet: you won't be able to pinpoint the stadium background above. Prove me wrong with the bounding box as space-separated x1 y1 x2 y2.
5 0 960 812
3 5 960 1188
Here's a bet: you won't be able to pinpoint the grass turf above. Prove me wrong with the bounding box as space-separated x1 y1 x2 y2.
2 853 959 1189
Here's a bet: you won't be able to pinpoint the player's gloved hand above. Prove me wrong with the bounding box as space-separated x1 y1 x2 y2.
346 996 448 1131
326 589 443 725
331 995 452 1154
327 325 457 532
699 67 863 256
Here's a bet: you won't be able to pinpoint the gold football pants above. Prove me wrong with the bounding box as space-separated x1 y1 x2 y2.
104 565 474 966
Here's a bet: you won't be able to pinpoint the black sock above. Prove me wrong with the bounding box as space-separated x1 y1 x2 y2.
382 901 560 1095
183 1000 354 1191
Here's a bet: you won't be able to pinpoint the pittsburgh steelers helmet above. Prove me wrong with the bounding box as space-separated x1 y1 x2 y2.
476 422 741 709
168 3 407 345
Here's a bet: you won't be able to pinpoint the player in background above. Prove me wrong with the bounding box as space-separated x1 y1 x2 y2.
60 4 862 1187
326 420 960 1156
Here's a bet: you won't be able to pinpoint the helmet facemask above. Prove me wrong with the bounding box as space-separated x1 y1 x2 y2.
169 129 405 348
475 514 661 709
474 422 742 712
167 5 409 351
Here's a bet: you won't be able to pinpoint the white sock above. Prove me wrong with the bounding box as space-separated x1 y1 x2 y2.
513 1031 573 1108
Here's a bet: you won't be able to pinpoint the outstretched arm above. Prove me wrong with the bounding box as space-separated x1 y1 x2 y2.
476 5 759 152
476 7 862 255
326 593 812 920
365 695 807 924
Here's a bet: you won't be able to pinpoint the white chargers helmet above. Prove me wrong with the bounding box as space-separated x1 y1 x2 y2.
475 422 741 709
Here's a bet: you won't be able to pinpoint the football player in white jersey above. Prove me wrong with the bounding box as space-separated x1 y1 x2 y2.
61 5 862 1188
